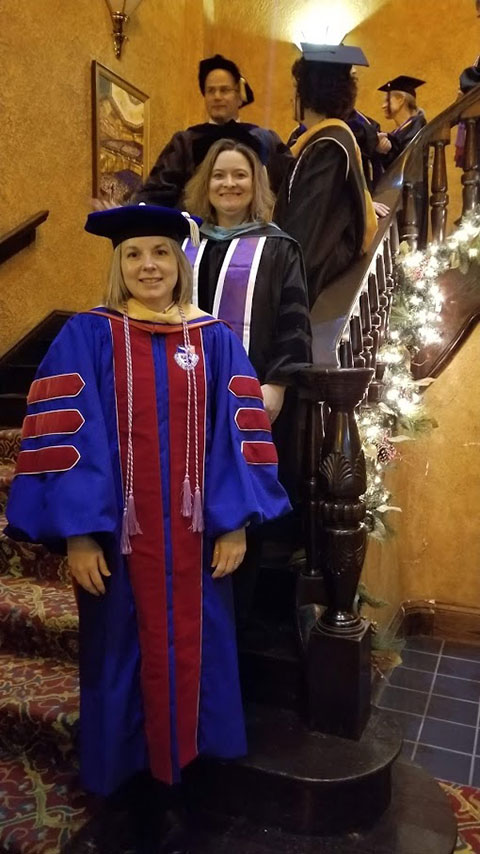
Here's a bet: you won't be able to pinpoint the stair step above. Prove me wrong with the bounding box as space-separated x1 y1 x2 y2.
0 393 27 428
0 574 78 662
0 462 15 511
184 704 404 837
239 618 304 711
0 747 95 854
0 428 21 464
0 514 69 583
0 652 78 760
0 364 37 394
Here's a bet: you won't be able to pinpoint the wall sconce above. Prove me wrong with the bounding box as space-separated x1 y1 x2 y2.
103 0 144 59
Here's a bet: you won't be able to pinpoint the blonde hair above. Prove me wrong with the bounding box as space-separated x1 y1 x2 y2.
105 237 193 309
391 90 418 113
183 139 275 224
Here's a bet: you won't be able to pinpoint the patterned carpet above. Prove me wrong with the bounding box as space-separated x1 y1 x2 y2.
441 783 480 853
0 427 478 852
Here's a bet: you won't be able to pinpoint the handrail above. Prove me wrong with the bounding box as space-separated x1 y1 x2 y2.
310 193 401 367
377 83 480 190
310 84 480 369
0 210 49 265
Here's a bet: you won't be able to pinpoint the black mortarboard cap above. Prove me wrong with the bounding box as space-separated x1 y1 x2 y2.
191 121 268 167
378 76 425 96
198 54 254 106
85 205 202 248
300 43 369 67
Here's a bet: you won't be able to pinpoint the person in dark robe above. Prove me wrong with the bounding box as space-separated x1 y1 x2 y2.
134 54 292 207
183 132 312 612
5 204 291 854
376 75 427 168
287 108 382 190
454 0 480 167
274 43 377 308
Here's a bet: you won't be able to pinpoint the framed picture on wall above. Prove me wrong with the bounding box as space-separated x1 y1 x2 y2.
92 60 150 205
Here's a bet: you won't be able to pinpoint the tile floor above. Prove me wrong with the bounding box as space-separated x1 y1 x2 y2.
374 635 480 785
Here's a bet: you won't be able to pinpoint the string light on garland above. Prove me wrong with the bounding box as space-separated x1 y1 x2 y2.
358 210 480 539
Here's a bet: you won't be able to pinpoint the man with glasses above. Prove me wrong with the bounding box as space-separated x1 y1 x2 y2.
135 54 291 207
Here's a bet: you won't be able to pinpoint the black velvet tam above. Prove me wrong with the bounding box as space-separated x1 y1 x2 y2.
85 205 202 247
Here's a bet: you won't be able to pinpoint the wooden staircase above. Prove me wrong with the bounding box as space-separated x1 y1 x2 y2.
0 312 72 428
4 86 480 852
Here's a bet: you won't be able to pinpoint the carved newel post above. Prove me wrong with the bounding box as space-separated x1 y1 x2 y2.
306 367 373 740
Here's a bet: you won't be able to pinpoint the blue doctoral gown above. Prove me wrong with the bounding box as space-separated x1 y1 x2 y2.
6 308 290 795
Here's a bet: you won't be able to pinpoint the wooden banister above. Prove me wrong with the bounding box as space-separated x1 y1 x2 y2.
0 211 49 265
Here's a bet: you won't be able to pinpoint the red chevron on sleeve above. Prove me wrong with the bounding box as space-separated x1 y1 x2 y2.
22 409 85 439
28 373 85 404
16 446 80 475
228 375 263 400
235 408 271 432
241 441 278 465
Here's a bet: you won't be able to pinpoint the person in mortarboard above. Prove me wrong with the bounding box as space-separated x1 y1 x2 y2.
274 43 378 308
454 1 480 167
376 75 427 168
285 50 382 191
5 204 291 853
134 54 292 208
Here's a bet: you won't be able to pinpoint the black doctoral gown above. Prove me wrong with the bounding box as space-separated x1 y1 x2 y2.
287 110 382 190
193 226 311 385
380 111 427 168
191 224 312 504
274 122 371 308
134 122 293 207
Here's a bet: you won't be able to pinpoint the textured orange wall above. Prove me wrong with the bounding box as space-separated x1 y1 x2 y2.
362 325 480 626
0 0 208 355
3 0 479 619
209 0 480 622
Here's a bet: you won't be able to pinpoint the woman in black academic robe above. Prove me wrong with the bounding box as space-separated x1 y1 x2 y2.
183 135 312 598
274 47 377 309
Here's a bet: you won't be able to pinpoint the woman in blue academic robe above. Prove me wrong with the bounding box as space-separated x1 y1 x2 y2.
5 204 290 853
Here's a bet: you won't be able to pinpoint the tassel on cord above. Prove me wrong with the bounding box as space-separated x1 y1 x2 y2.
179 306 204 533
181 474 192 518
181 211 200 247
121 312 143 555
192 486 204 533
239 77 247 104
126 493 142 535
121 507 132 555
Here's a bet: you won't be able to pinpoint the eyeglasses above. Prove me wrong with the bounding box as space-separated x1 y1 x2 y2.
205 86 239 97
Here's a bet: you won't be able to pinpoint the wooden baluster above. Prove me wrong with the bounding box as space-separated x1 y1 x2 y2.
367 275 383 403
359 291 374 369
430 134 450 243
389 220 399 256
461 116 480 216
339 337 353 368
400 182 419 250
349 315 365 369
384 234 400 339
376 253 389 343
306 366 374 739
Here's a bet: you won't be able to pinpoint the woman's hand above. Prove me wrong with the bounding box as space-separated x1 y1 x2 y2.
261 383 286 424
67 535 111 596
373 201 390 218
376 132 392 154
211 528 246 579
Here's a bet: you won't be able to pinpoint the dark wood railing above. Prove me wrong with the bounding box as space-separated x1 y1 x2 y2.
299 84 480 741
0 211 49 265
